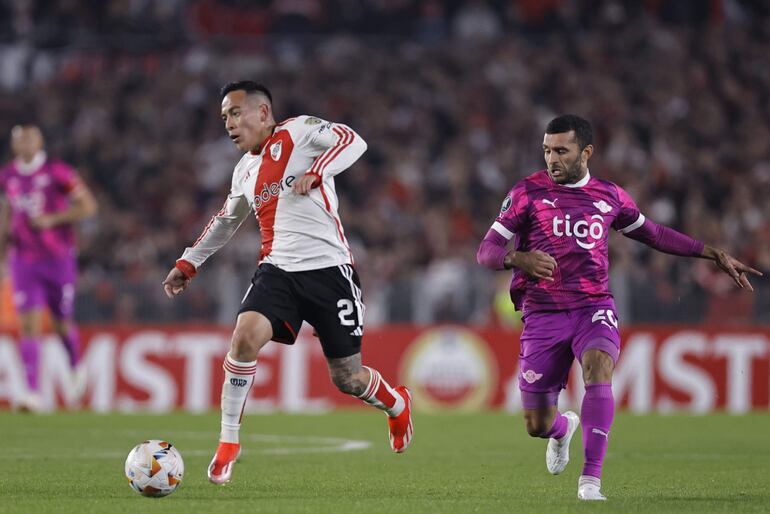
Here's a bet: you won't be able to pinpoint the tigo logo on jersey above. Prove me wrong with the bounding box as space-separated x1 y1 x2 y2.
552 214 605 250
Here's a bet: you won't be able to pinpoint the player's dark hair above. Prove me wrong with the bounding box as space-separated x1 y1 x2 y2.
545 115 593 150
219 81 273 104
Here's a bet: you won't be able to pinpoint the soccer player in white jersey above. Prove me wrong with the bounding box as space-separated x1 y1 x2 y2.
163 81 413 484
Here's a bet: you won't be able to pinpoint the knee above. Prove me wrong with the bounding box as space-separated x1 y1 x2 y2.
230 327 269 361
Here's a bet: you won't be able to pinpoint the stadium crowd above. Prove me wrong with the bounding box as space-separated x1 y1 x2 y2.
0 0 768 326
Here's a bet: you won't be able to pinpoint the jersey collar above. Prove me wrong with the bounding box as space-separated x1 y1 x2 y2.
562 169 591 188
15 151 47 175
250 125 279 156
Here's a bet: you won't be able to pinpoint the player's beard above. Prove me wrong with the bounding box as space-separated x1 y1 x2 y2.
550 158 584 185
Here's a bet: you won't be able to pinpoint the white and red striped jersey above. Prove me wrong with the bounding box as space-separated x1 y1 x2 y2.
180 115 367 272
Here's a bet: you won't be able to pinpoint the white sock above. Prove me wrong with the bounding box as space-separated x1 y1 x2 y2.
220 353 257 444
357 366 405 417
579 475 601 489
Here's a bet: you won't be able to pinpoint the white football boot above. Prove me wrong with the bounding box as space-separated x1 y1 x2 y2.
577 475 607 501
18 392 43 413
546 411 579 475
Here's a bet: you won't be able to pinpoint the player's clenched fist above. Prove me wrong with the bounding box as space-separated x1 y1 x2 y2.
504 250 558 281
162 267 191 298
293 173 321 195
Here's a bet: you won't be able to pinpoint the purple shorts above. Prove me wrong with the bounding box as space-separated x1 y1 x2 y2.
518 302 620 399
10 254 77 319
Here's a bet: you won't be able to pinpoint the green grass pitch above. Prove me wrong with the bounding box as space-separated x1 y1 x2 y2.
1 411 768 513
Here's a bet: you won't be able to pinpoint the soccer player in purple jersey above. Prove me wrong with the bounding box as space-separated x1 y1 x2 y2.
477 115 762 500
0 125 97 411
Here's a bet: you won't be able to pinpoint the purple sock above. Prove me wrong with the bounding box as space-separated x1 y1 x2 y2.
544 411 568 439
581 383 615 479
19 337 41 391
61 325 81 367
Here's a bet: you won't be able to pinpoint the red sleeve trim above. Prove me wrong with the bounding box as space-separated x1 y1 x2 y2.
175 259 197 278
303 171 322 188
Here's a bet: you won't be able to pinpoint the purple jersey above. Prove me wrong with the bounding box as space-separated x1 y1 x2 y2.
0 155 81 261
492 170 642 313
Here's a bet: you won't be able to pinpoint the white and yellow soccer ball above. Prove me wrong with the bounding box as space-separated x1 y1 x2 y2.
124 440 184 497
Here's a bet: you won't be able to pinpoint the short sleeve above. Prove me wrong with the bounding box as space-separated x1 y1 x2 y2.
612 184 645 233
51 162 80 193
492 183 528 240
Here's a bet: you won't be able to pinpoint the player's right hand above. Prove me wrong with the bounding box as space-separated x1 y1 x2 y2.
163 267 191 298
508 250 557 282
293 173 321 195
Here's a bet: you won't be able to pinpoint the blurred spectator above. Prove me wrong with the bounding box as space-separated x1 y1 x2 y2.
0 0 767 325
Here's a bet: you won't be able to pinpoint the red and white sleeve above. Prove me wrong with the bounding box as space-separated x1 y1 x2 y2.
304 121 367 181
179 193 251 271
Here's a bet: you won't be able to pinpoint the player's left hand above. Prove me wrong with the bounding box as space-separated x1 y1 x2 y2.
163 267 191 298
293 173 321 195
707 246 763 291
30 214 57 230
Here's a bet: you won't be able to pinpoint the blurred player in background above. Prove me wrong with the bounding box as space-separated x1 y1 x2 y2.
0 125 98 411
163 81 413 485
477 115 761 500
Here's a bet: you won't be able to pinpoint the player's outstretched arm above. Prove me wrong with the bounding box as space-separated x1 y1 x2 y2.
163 194 250 299
621 216 762 290
701 244 763 291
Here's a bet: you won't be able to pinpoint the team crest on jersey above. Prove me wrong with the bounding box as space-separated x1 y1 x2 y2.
270 140 282 161
593 200 612 214
33 175 50 188
304 117 322 125
500 196 512 214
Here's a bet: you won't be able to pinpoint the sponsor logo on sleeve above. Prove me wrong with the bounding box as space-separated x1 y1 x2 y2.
500 196 512 214
304 117 323 125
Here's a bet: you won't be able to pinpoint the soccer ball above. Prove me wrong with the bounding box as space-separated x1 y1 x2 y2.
124 440 184 497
